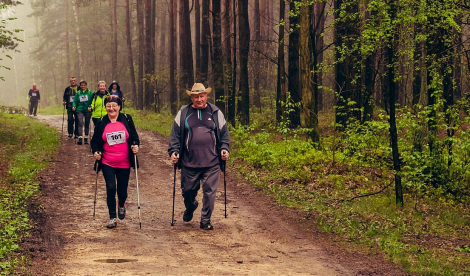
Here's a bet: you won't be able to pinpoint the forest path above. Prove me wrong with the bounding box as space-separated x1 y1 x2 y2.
28 115 402 275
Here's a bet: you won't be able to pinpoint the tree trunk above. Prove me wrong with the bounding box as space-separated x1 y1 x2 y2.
195 0 201 82
201 0 210 83
125 0 137 105
223 0 232 117
136 0 145 109
145 0 154 108
228 0 237 126
65 1 71 78
300 2 319 142
71 0 83 78
170 0 178 114
288 0 301 128
276 0 286 123
253 0 261 110
212 0 225 112
238 0 250 125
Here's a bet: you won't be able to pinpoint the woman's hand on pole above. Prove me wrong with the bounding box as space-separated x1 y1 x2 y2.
94 151 102 160
221 150 229 160
131 145 139 154
171 152 179 164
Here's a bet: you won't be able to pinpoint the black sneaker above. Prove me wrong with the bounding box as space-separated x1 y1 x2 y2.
68 134 72 138
183 201 198 222
84 137 88 145
200 221 214 230
77 137 83 145
118 206 126 220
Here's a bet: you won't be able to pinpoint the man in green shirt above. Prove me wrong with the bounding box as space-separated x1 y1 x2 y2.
72 80 93 145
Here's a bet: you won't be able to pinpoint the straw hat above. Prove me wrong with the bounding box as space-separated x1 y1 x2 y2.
186 83 212 96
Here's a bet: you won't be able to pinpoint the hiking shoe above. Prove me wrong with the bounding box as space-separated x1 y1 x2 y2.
118 206 126 220
183 201 198 222
106 218 117 229
84 137 89 145
77 137 83 145
200 221 214 230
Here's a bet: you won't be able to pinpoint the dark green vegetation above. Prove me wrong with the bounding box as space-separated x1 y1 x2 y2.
0 112 59 274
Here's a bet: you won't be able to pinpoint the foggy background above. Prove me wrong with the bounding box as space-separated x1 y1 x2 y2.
1 2 35 107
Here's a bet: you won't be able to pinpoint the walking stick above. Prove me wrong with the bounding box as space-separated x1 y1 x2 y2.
223 161 227 218
171 164 177 226
93 158 101 218
61 105 65 137
133 142 142 229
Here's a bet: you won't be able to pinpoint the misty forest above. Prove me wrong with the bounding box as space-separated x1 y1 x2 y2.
1 0 470 275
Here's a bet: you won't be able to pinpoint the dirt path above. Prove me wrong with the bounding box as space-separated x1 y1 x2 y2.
27 115 405 275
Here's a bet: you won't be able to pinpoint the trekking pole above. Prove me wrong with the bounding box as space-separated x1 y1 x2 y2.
223 161 227 218
133 142 142 229
171 164 177 226
61 105 65 137
93 158 101 218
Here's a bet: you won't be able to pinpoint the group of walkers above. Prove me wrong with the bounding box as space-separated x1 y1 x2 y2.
57 78 230 230
62 77 124 145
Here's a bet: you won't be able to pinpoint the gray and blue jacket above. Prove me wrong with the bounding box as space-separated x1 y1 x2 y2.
168 102 230 171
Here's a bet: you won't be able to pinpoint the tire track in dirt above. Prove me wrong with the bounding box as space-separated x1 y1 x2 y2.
28 115 404 275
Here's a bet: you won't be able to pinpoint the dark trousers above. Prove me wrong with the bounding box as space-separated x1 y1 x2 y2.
29 101 38 115
66 108 78 136
181 164 220 223
102 164 130 219
92 117 102 131
77 112 91 136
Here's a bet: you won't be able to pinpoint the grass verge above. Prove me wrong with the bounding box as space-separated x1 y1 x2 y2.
0 112 59 274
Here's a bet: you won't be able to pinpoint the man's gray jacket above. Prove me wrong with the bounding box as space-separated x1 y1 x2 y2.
168 102 230 171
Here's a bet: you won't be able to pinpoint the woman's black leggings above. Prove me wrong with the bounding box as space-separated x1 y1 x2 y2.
102 164 130 219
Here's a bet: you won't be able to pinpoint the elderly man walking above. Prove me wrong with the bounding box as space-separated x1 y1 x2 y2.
63 77 79 138
168 83 230 230
28 83 40 116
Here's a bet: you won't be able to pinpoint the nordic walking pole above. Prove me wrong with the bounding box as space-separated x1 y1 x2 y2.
223 160 227 218
93 158 101 218
171 164 177 226
133 142 142 229
61 105 65 137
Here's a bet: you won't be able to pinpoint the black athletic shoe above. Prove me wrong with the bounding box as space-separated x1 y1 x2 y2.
118 206 126 220
183 201 198 222
68 134 73 138
84 137 88 145
200 221 214 230
77 137 83 145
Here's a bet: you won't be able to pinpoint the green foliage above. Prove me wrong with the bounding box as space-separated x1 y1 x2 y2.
0 112 59 274
125 107 174 137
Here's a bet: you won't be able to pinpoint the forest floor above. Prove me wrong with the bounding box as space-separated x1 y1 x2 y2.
24 115 407 275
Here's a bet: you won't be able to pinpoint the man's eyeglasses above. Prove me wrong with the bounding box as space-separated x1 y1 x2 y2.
106 104 119 109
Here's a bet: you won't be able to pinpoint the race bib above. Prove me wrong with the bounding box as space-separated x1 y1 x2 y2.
69 96 74 103
79 95 89 102
106 131 126 146
31 93 37 96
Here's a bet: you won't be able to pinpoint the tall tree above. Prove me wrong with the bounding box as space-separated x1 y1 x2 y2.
109 0 117 80
238 0 250 125
300 1 319 142
145 0 155 108
65 1 71 78
125 0 136 104
276 0 286 123
169 0 177 114
201 0 210 82
136 0 145 109
223 0 232 117
71 0 83 78
288 0 301 127
212 0 225 112
195 0 201 82
228 0 237 126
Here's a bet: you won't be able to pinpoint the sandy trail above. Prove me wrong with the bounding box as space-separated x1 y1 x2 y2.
28 115 402 275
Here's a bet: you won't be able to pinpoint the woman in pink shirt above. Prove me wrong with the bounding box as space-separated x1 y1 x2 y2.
91 96 140 229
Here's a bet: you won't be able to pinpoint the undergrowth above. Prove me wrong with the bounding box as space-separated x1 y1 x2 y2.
0 113 59 274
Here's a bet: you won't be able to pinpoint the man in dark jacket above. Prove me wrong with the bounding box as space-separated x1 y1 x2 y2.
168 83 230 230
28 83 40 116
63 77 79 138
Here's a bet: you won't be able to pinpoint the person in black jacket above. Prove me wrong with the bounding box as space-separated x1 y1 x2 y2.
108 80 125 111
91 96 140 229
28 83 40 116
168 83 230 230
62 77 79 138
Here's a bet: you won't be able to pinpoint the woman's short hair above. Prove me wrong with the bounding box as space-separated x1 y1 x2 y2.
104 95 122 106
79 79 87 85
98 80 106 86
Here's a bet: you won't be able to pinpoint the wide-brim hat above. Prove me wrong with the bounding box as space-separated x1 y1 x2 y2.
186 83 212 96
